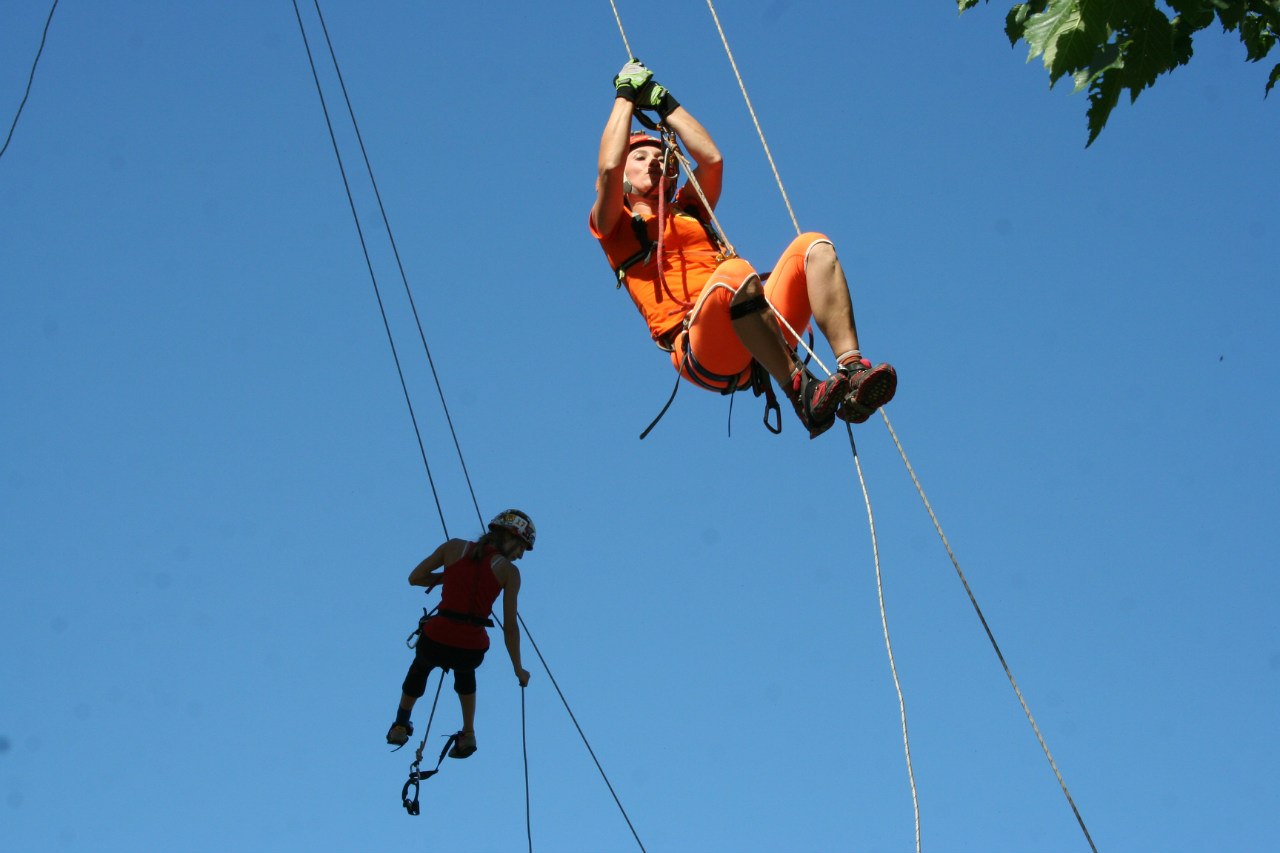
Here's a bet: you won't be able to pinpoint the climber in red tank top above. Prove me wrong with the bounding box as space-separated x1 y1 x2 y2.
386 509 535 759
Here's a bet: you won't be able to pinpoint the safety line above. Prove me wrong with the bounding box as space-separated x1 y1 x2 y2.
517 612 648 853
0 0 59 161
845 423 921 852
308 0 485 531
607 0 633 61
878 410 1099 853
702 0 800 235
290 0 450 537
521 686 533 853
298 7 643 847
699 5 922 848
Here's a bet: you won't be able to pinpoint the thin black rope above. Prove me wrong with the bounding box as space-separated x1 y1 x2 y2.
880 410 1099 852
1 0 59 161
404 668 448 785
308 0 484 530
516 612 647 853
521 686 533 853
296 8 640 848
289 0 449 537
420 668 446 750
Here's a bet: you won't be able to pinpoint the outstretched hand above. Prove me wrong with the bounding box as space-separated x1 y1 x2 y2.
516 667 531 688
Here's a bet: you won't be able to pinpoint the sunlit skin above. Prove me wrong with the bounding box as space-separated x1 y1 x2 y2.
622 144 679 204
591 93 862 388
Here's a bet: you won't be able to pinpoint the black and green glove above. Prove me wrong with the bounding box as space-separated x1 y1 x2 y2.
614 58 653 103
635 78 681 121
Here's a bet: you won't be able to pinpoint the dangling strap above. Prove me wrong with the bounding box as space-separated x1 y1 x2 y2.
401 731 459 816
750 361 782 434
405 605 439 649
641 332 774 440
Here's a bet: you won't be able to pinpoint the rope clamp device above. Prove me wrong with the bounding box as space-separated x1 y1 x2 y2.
400 732 458 817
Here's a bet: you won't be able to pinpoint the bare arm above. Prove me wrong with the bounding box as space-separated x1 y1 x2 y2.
499 563 530 687
663 104 723 212
590 96 636 237
407 538 467 588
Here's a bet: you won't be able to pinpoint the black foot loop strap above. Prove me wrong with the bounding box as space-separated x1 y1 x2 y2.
401 733 458 816
750 361 782 434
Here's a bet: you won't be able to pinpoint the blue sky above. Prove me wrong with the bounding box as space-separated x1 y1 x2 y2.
2 2 1277 851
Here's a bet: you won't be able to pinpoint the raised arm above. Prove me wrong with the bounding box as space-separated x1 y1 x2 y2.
407 538 467 588
591 59 651 236
662 103 722 213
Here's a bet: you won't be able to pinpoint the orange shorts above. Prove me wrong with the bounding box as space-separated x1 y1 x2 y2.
669 232 831 391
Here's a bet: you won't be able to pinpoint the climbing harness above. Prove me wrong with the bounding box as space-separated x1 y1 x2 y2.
614 117 789 440
405 606 437 649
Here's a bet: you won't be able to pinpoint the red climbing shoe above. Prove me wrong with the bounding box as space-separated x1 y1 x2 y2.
448 730 478 759
787 366 849 439
837 359 897 424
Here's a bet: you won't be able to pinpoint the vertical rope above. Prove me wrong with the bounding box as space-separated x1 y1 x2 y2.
846 424 922 853
878 410 1099 853
701 4 921 845
516 613 648 853
522 687 533 853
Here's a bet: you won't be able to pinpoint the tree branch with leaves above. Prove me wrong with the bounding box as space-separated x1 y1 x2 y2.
961 0 1279 144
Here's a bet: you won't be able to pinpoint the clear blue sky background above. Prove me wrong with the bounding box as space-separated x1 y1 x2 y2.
3 2 1277 852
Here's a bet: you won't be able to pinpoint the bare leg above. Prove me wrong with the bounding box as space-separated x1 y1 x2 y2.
398 692 417 715
730 275 797 385
805 242 860 361
459 692 476 733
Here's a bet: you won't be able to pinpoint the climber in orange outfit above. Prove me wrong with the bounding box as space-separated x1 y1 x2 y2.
590 59 896 437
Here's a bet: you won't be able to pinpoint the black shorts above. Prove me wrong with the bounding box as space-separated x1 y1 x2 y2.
402 636 487 697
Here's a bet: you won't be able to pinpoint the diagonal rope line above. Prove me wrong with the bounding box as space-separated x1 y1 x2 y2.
300 6 641 846
846 423 922 853
308 0 484 531
1 0 59 161
879 409 1099 853
517 612 648 853
290 0 449 538
703 0 800 235
607 0 633 60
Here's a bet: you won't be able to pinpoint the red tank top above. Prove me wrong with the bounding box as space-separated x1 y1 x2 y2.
423 541 503 650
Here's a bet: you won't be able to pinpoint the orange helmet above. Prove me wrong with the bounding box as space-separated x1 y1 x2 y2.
625 132 679 197
629 132 663 150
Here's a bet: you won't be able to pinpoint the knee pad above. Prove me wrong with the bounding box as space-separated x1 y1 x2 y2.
729 292 767 320
453 668 477 696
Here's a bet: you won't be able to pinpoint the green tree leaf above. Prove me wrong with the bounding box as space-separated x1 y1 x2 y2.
1242 12 1278 60
964 0 1277 143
